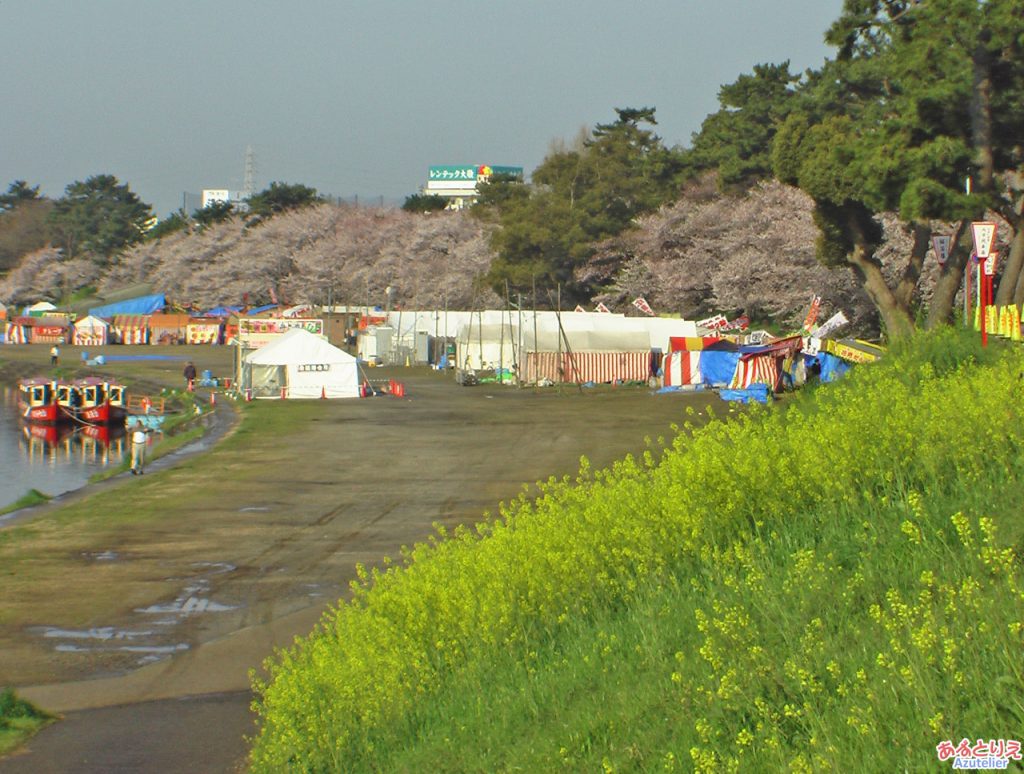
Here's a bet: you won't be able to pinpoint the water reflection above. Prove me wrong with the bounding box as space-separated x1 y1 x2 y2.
20 423 127 465
0 384 132 509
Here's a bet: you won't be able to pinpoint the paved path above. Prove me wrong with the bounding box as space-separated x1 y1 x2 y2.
1 372 716 772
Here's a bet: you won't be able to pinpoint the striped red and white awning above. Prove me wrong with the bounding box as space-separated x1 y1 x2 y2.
729 354 779 390
524 351 650 384
664 351 702 387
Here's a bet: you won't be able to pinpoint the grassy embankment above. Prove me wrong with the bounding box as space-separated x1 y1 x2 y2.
250 328 1024 772
0 489 50 517
0 689 51 757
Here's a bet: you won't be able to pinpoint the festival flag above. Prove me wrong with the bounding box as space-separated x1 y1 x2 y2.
631 296 655 316
696 314 729 330
810 310 849 339
931 235 952 266
595 302 611 313
971 222 997 258
726 314 750 331
802 295 822 333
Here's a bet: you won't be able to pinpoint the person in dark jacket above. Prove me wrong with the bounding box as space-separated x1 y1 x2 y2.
183 361 197 391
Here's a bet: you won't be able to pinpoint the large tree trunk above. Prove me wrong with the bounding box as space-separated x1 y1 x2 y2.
847 249 916 340
1007 228 1024 306
927 220 971 328
844 211 916 339
999 224 1024 305
971 29 995 194
893 222 930 309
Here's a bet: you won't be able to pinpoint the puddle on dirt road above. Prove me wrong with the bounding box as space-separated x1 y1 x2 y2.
239 506 270 512
33 561 241 666
40 626 155 641
139 562 239 615
31 625 191 665
82 550 120 561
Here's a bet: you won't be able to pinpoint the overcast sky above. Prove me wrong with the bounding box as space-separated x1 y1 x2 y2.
2 0 843 217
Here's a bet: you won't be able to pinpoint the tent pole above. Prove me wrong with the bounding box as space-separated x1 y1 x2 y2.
517 293 523 388
554 287 583 393
478 308 484 370
532 276 539 386
557 285 563 387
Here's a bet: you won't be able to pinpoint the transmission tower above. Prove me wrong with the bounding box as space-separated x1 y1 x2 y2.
243 145 257 198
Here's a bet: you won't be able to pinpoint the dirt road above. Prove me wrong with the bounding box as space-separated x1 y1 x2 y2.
0 347 719 771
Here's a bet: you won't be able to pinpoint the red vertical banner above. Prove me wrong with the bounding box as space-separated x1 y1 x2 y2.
801 295 822 333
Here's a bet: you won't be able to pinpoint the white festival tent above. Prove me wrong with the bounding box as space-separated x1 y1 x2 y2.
72 314 110 346
243 328 359 399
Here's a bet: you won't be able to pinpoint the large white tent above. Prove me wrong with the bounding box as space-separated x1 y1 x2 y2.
243 328 359 399
72 314 110 346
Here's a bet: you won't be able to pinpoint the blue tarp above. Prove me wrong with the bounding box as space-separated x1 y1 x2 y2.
202 305 242 317
699 351 741 387
719 384 772 404
246 304 277 316
89 294 165 319
819 353 851 383
100 354 186 362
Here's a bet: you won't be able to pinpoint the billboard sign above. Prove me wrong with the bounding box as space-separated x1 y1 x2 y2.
426 165 524 191
238 317 324 348
202 189 232 208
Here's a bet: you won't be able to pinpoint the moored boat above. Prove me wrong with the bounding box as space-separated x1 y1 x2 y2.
74 377 128 425
56 381 79 422
18 378 62 424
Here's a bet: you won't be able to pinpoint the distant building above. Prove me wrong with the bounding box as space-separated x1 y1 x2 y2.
201 189 249 211
421 165 523 210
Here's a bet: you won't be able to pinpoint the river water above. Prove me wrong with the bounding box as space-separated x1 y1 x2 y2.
0 385 129 511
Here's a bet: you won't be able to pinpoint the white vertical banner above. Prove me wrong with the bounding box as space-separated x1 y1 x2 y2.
810 310 849 339
931 235 952 266
971 222 997 258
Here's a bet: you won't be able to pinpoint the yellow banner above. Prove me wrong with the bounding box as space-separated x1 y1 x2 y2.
823 339 884 363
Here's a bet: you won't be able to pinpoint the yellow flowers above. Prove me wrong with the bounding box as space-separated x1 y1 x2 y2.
900 519 923 545
249 330 1024 772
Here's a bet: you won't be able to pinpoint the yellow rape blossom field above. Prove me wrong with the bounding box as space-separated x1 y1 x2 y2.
250 328 1024 772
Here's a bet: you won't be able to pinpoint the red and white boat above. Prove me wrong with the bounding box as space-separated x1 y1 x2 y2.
74 377 128 425
18 378 63 424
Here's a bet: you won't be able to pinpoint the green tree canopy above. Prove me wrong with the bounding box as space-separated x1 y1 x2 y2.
687 62 801 190
0 180 42 212
772 0 1024 337
247 182 322 220
484 107 686 300
145 209 191 241
401 193 448 213
193 199 236 229
47 174 152 262
0 199 54 271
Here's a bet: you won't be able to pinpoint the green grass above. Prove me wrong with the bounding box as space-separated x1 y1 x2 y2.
368 465 1024 772
0 688 52 757
0 489 51 516
248 328 1024 772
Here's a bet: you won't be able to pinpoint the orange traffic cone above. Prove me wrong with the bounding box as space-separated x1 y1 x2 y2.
321 385 327 399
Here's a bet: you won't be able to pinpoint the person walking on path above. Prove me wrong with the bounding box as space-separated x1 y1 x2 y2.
183 361 197 392
130 420 150 475
50 344 60 366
